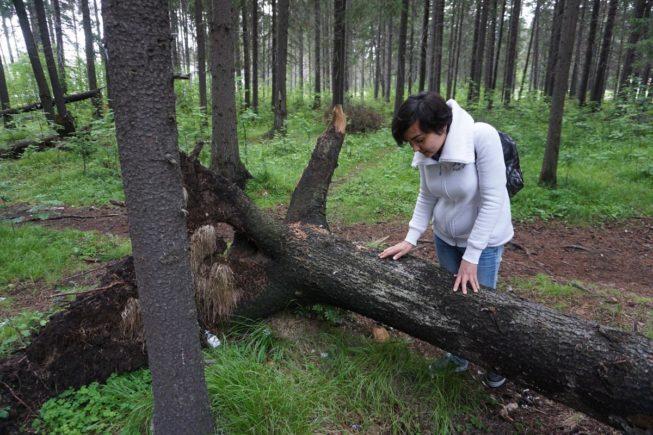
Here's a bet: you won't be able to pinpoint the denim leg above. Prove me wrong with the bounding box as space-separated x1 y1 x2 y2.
434 236 465 274
476 245 504 289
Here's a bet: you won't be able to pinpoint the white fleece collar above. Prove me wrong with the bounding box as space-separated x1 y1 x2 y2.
412 99 476 167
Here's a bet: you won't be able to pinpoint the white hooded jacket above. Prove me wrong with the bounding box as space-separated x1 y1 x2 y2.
404 100 514 264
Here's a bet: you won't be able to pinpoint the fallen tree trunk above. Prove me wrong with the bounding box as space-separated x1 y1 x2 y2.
0 89 102 116
0 134 61 159
1 110 651 433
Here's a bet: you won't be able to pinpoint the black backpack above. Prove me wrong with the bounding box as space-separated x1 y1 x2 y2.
497 131 524 198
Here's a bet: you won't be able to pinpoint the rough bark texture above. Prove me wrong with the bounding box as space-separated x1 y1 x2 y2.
102 0 215 433
12 0 55 123
80 0 101 118
393 0 409 116
209 0 250 188
286 106 346 228
540 0 581 187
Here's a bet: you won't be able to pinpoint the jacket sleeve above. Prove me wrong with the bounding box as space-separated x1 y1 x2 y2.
405 166 438 246
463 123 507 264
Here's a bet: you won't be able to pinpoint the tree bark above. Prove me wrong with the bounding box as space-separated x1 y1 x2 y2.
418 0 429 92
332 0 346 107
544 0 565 97
101 0 215 432
251 0 259 111
81 0 102 118
272 0 289 131
577 0 600 105
209 0 251 187
394 0 409 115
502 0 520 106
52 0 66 94
429 0 445 94
569 0 587 96
12 0 55 124
539 0 581 187
33 0 74 134
589 0 619 106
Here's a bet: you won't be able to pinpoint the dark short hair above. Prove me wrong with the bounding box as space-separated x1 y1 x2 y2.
391 92 453 145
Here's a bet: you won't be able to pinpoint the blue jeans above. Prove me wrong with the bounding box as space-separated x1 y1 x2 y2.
435 236 505 380
435 236 504 289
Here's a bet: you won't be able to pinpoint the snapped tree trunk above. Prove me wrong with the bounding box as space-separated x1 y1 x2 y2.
2 107 652 433
101 0 215 432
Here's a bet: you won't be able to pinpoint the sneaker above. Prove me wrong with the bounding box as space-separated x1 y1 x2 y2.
484 372 506 388
432 353 469 373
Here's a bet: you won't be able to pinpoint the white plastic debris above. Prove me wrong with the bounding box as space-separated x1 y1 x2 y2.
205 330 221 348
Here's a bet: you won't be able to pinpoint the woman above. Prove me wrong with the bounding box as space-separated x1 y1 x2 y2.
378 92 513 388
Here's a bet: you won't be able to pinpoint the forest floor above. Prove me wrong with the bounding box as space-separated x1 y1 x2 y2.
4 204 653 434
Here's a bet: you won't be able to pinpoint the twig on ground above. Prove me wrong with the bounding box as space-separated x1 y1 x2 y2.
563 244 593 253
0 381 37 417
50 281 124 298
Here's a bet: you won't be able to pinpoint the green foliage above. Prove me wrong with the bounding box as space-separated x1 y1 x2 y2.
0 223 130 287
0 310 49 357
33 370 153 435
35 319 486 434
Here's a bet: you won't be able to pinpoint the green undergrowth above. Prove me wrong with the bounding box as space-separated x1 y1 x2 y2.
505 274 653 339
33 318 488 434
0 223 130 288
0 310 50 357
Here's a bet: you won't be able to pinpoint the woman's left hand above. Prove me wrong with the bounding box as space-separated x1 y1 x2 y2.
453 260 479 294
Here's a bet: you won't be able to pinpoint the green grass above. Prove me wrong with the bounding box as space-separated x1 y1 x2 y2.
0 223 131 288
0 310 50 357
32 318 487 434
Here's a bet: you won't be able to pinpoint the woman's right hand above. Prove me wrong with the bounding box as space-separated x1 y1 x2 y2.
378 241 414 260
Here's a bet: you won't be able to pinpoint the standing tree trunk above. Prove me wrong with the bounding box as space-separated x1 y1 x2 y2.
52 0 66 94
33 0 73 133
1 13 15 64
569 0 587 96
384 16 393 103
429 0 445 93
590 0 619 106
540 0 581 187
195 0 207 118
544 0 565 97
101 0 215 432
618 0 648 97
468 0 483 103
272 0 289 132
451 0 466 98
251 0 259 111
81 0 102 118
313 0 321 108
418 0 429 92
487 0 507 107
394 0 409 115
407 0 416 94
170 2 180 71
12 0 55 124
518 0 539 99
577 0 600 105
502 0 521 106
210 0 251 187
0 52 12 127
241 0 251 108
271 0 277 109
332 0 346 106
374 11 382 99
483 0 497 95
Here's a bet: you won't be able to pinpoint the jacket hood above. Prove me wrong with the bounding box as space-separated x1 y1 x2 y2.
412 99 476 167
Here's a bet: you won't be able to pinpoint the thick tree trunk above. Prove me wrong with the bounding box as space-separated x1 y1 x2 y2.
81 0 102 118
590 0 619 106
209 0 251 187
393 0 409 115
1 107 653 433
540 0 581 187
544 0 565 97
12 0 55 124
102 0 215 432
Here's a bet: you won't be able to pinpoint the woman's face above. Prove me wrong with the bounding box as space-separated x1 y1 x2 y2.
403 121 447 158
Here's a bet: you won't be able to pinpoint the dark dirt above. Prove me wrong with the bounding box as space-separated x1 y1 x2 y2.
3 205 652 434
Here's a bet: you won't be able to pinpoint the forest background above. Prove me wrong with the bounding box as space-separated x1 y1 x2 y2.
0 0 651 433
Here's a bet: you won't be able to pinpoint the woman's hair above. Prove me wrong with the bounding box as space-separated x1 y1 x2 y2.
391 92 453 145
